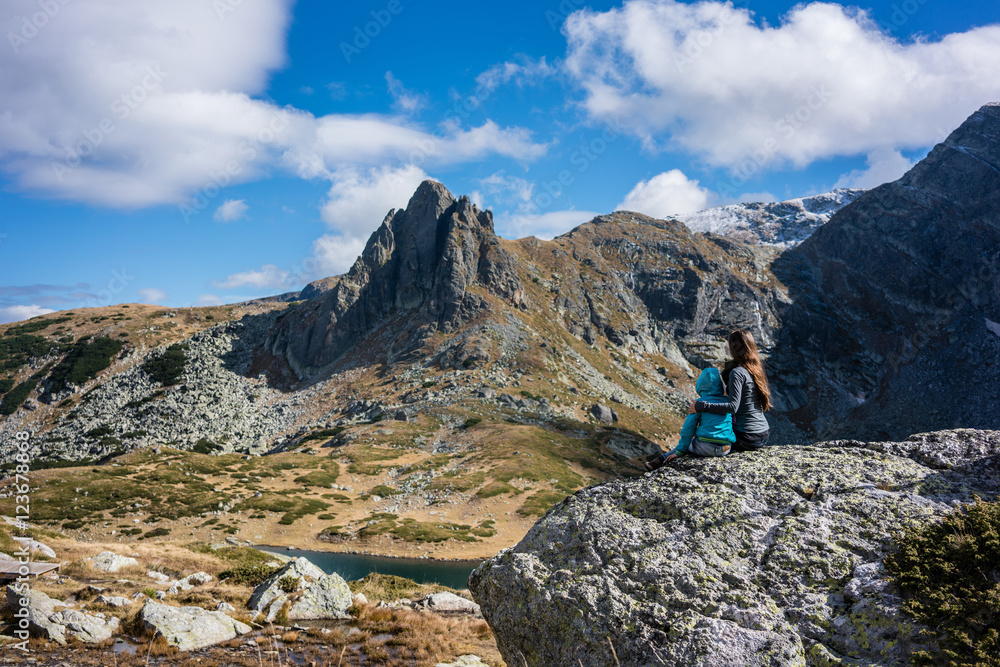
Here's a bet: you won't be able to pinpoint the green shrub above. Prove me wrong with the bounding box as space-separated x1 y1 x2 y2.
294 470 339 487
0 378 14 395
48 337 124 392
218 563 281 587
142 343 189 386
0 380 37 415
885 498 1000 666
142 527 171 539
279 575 300 593
301 427 345 443
462 417 482 429
192 438 222 455
2 316 72 336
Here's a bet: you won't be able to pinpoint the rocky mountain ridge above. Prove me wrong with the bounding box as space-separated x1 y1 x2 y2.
675 188 865 248
0 104 997 560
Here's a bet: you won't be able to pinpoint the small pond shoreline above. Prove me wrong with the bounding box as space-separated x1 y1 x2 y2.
257 546 484 590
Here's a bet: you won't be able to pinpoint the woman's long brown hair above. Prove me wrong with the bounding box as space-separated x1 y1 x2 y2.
728 329 771 412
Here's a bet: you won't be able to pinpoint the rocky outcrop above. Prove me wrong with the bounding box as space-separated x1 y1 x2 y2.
139 599 251 651
248 557 352 621
86 550 138 573
266 181 529 379
469 429 1000 666
6 586 119 645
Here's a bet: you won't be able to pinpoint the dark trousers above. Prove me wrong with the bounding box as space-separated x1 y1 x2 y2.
733 430 769 452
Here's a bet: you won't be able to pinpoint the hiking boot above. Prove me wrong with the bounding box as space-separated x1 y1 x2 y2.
645 457 665 472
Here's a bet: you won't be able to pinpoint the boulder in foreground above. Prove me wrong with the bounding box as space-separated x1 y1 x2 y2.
248 556 352 621
139 599 251 651
470 429 1000 666
5 586 118 644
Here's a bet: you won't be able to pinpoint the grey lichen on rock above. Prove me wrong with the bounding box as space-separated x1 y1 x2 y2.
469 429 1000 666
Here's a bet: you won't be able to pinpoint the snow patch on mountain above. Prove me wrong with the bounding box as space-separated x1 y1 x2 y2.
675 189 866 248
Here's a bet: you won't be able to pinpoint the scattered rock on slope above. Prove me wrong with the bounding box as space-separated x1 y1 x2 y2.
470 429 1000 666
85 550 138 573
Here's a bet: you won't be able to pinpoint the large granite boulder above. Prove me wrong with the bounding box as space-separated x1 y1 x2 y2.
248 557 352 621
86 550 138 573
5 586 118 644
470 429 1000 666
139 600 251 651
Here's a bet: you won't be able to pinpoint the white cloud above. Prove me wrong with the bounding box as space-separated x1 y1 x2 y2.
835 147 919 189
137 288 168 304
497 209 601 240
617 170 714 218
0 305 56 324
321 164 431 239
475 57 558 92
213 265 296 291
214 199 249 222
385 72 427 113
478 172 535 207
310 235 368 277
0 0 547 208
563 0 1000 168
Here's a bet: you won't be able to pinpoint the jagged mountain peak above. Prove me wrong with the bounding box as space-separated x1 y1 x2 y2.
266 180 525 379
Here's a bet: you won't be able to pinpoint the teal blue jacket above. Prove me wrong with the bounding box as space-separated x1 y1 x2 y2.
671 368 736 456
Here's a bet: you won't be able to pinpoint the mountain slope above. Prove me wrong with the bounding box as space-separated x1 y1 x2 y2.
771 102 1000 439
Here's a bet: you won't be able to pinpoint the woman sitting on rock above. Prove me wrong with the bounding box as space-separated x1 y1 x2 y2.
646 367 735 470
690 329 771 452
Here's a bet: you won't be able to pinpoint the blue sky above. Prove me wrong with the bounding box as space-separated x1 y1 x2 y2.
1 0 999 321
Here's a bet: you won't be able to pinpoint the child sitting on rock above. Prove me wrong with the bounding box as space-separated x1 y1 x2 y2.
646 367 735 471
